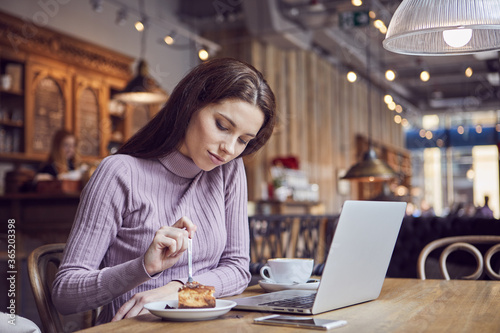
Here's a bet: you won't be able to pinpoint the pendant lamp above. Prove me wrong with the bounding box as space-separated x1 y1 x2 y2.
383 0 500 56
115 0 167 104
341 147 398 181
342 14 398 182
115 59 167 104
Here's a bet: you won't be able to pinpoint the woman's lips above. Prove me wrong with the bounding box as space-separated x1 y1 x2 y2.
208 151 225 166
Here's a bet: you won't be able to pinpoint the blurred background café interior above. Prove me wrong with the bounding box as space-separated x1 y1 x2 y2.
1 0 500 218
1 0 500 328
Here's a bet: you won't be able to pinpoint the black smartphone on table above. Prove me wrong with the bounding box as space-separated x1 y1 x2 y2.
254 314 347 330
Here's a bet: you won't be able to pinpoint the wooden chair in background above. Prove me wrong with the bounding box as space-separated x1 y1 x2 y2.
248 215 339 276
27 243 99 333
417 235 500 280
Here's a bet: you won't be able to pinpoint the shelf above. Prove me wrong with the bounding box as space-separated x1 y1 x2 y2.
0 119 23 127
0 88 23 96
109 112 125 118
0 152 44 164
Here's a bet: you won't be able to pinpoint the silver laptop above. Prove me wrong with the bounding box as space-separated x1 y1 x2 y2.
234 200 407 314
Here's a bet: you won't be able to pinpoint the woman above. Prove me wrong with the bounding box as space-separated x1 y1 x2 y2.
37 129 78 179
52 58 277 324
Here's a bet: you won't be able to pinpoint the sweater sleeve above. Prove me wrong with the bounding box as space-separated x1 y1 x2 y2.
186 158 251 297
52 156 153 315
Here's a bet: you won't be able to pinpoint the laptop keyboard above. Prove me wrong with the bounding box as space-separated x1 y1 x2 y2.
258 293 317 308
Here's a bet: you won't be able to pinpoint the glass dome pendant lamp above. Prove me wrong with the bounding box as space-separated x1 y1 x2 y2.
383 0 500 56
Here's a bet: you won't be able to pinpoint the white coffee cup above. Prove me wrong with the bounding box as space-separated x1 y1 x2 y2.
260 258 314 284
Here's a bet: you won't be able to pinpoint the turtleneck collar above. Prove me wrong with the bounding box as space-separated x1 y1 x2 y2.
158 150 202 179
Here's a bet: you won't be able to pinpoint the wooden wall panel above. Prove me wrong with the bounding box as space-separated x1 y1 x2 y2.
212 34 407 213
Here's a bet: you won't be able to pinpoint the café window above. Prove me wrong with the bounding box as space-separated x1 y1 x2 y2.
411 145 499 218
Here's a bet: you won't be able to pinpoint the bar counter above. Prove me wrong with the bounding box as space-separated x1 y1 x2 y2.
0 192 80 243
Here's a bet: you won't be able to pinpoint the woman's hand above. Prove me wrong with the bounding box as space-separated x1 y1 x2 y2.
111 281 183 321
144 216 197 276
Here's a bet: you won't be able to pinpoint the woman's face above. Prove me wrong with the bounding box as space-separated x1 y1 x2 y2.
62 136 76 160
179 99 265 171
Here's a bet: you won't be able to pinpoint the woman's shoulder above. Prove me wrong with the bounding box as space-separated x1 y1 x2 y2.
220 157 245 177
98 154 161 173
96 154 140 172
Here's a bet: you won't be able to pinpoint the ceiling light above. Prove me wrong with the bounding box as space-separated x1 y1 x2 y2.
457 125 464 134
395 104 403 113
373 20 384 29
347 71 357 82
383 0 500 56
387 101 396 110
115 60 167 104
115 3 167 105
342 38 397 182
341 148 398 182
385 69 396 81
135 20 145 31
420 70 430 82
198 48 209 61
164 31 176 45
352 0 363 7
394 115 402 124
384 94 393 104
443 27 472 48
465 67 473 77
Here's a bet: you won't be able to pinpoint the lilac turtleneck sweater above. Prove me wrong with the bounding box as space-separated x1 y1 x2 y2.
52 150 251 324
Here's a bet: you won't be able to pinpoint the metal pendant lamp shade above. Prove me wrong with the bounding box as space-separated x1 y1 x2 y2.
114 59 167 104
115 0 167 105
342 147 398 182
383 0 500 56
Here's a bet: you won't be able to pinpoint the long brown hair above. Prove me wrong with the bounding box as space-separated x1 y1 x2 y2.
117 58 277 158
48 129 79 174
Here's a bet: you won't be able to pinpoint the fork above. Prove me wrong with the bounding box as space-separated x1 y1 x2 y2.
187 238 193 283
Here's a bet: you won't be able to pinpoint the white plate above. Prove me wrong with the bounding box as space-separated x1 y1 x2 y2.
145 300 237 321
258 279 320 292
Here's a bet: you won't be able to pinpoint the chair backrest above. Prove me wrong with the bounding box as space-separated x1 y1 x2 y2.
28 243 99 333
417 235 500 280
248 215 339 275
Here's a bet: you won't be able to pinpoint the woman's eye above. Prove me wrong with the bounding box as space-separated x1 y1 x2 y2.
216 121 228 131
239 138 249 145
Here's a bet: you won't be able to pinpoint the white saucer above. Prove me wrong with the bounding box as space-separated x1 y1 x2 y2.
258 279 320 292
145 300 237 321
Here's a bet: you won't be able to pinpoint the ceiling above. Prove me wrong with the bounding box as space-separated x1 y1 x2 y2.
178 0 500 116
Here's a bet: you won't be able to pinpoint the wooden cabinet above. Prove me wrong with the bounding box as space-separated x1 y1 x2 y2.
0 11 138 165
26 60 72 158
0 55 25 155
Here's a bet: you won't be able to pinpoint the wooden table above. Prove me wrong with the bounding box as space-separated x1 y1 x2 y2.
77 278 500 332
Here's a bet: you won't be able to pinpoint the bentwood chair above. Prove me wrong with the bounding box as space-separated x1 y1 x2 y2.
28 243 100 333
248 214 339 278
417 235 500 280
